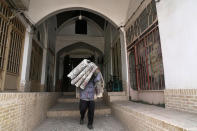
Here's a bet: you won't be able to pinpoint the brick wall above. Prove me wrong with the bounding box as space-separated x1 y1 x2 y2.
165 89 197 114
111 102 190 131
0 92 61 131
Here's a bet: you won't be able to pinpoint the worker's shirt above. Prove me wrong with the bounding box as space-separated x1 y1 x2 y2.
80 72 101 101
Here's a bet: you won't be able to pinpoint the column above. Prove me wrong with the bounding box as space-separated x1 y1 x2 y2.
120 28 129 94
20 25 33 92
41 23 48 91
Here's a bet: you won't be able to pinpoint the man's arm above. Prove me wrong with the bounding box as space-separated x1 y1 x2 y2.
94 72 101 83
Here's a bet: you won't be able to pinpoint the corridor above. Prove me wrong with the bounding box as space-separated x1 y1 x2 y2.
1 0 197 131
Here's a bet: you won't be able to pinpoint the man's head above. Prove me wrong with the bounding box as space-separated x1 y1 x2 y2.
94 68 100 75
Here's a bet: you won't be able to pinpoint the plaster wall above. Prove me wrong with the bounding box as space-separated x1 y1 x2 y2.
56 18 104 54
56 35 104 53
156 0 197 89
58 22 103 37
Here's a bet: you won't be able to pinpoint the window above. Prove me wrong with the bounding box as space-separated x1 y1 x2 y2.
0 0 25 91
75 20 87 34
126 0 165 90
128 50 137 90
0 17 8 69
128 27 165 90
7 30 24 74
126 0 157 46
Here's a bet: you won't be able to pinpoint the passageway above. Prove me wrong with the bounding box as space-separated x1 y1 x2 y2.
52 10 122 93
32 8 126 130
1 0 197 131
34 93 127 131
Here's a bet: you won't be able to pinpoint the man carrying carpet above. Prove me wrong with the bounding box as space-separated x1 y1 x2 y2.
79 68 103 130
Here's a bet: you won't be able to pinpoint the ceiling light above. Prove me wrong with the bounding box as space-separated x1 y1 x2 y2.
79 15 82 20
78 10 83 20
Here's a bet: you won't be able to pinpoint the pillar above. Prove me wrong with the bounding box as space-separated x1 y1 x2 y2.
20 25 33 92
120 28 129 95
40 23 48 91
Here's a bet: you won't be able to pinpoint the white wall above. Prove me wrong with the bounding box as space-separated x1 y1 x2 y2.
56 35 104 53
27 0 131 26
61 48 94 57
58 22 103 37
58 23 75 35
156 0 197 89
56 17 104 55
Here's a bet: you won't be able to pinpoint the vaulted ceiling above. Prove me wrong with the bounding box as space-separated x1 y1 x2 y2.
26 0 133 26
8 0 144 27
56 10 106 30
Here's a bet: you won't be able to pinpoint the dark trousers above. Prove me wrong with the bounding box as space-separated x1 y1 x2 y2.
79 99 95 125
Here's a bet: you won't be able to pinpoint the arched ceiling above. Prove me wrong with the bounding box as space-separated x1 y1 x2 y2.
56 10 106 30
56 16 104 36
60 48 95 58
26 0 131 26
57 42 103 57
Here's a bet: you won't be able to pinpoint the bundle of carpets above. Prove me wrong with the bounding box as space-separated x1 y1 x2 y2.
67 59 104 98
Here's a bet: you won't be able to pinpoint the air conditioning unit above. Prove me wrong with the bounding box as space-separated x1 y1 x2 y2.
7 0 30 10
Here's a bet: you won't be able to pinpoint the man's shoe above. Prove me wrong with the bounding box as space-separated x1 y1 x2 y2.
87 124 93 129
80 119 84 125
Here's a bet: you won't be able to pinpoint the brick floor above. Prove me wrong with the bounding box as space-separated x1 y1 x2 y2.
34 115 128 131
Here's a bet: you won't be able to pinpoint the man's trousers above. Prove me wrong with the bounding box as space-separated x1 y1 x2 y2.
79 99 95 125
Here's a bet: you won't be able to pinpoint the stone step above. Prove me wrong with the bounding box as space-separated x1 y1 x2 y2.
110 95 128 101
47 108 111 117
108 95 128 102
104 92 128 104
63 92 76 96
47 102 111 118
107 91 126 96
58 97 79 103
58 97 104 103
